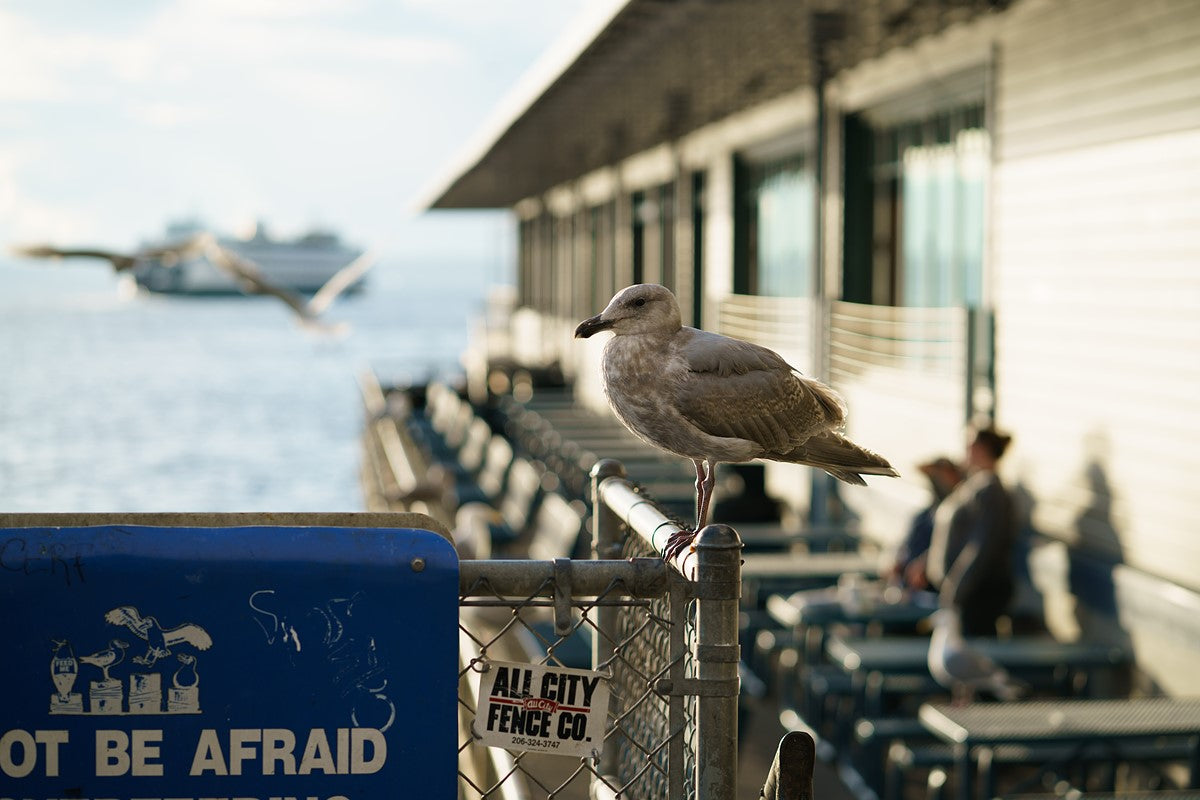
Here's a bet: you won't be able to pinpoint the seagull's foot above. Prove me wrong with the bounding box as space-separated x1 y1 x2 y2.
662 529 698 561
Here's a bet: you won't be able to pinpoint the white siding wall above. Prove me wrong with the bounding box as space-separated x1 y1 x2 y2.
994 0 1200 589
827 19 998 544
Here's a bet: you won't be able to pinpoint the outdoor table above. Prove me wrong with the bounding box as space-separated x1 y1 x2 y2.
771 584 938 628
766 584 937 663
733 522 862 553
919 697 1200 800
826 635 1127 676
740 551 882 611
826 635 1130 731
741 551 881 581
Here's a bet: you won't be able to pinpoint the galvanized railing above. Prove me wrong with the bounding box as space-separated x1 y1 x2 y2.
457 459 743 800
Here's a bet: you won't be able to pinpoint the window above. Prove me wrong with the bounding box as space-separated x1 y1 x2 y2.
734 153 816 297
631 190 646 286
658 183 676 292
691 171 705 327
589 202 614 312
844 104 987 308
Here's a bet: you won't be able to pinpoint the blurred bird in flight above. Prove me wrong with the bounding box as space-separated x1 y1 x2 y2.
10 233 373 334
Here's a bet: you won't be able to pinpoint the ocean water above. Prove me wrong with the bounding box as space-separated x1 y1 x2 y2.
0 258 488 512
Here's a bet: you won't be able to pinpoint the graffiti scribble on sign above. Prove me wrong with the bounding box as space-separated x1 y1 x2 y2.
249 589 395 732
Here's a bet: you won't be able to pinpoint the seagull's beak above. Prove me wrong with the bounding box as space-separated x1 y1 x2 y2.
574 314 613 339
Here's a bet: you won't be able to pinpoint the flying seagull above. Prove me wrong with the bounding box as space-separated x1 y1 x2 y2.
104 605 213 668
927 608 1026 703
575 283 897 559
10 234 373 333
11 236 207 272
200 234 374 333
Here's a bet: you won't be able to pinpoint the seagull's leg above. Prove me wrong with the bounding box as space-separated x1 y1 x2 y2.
663 460 708 560
696 458 717 530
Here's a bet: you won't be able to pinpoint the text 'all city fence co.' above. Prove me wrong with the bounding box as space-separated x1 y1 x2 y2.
474 662 611 759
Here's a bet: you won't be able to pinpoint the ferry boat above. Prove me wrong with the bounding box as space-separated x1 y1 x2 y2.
132 219 367 295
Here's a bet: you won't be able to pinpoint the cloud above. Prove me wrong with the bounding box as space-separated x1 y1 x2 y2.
147 0 465 70
127 102 212 130
0 3 464 106
0 145 100 243
400 0 607 36
0 0 595 254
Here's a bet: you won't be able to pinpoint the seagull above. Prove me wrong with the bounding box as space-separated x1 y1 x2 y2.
104 606 213 668
11 236 208 272
200 234 374 333
10 233 373 333
927 608 1026 703
574 284 897 559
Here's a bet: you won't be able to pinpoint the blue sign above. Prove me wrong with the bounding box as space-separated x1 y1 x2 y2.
0 525 459 800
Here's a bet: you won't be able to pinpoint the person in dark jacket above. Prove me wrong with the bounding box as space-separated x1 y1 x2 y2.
923 426 1016 637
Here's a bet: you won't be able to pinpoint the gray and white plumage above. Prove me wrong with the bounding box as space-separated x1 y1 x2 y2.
574 284 897 558
927 608 1025 702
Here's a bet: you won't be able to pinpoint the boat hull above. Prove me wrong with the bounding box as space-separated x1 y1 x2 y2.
133 232 366 296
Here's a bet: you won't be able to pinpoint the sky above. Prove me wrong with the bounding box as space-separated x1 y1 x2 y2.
0 0 605 273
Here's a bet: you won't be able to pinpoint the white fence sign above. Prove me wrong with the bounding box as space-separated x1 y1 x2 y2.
474 661 610 759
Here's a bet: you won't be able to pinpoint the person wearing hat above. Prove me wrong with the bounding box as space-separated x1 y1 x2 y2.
887 456 965 589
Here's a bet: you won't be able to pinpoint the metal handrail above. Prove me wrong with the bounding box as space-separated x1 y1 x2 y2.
592 459 743 800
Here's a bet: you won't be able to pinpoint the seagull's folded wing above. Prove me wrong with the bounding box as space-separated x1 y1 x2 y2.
943 644 1002 683
674 330 845 450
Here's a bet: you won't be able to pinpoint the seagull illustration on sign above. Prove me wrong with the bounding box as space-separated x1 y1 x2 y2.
104 606 213 667
79 639 129 682
575 284 898 559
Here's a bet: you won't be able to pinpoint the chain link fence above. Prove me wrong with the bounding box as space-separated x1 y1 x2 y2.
457 459 743 800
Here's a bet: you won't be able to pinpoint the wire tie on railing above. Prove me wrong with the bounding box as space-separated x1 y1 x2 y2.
696 644 741 663
690 580 741 600
652 676 741 697
553 558 574 637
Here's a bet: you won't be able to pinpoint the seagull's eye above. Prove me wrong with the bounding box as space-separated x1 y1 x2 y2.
633 298 646 308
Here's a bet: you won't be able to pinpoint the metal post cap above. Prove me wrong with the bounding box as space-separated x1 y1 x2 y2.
692 524 742 550
590 458 627 479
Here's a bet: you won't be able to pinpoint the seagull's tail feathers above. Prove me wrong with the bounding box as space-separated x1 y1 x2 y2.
778 431 899 485
986 671 1029 702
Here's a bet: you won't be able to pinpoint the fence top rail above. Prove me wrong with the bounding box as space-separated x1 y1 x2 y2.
459 557 668 598
595 471 741 582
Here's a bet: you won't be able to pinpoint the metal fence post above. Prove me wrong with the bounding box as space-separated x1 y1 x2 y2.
591 458 626 560
693 523 743 800
590 458 626 787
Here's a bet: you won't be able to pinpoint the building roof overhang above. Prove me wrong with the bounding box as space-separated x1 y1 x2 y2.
422 0 1003 210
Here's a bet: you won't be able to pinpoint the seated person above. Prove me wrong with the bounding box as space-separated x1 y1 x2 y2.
888 456 964 588
917 426 1017 637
